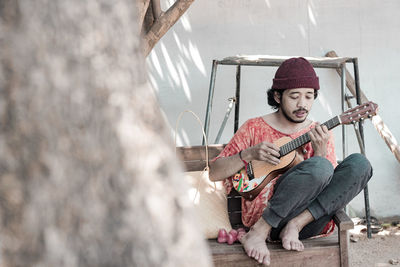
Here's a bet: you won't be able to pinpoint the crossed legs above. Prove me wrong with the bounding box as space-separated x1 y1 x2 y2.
239 153 373 265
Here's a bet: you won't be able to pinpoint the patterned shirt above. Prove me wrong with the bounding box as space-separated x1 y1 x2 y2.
214 117 337 235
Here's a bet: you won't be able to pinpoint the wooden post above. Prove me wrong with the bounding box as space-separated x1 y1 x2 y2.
326 51 400 163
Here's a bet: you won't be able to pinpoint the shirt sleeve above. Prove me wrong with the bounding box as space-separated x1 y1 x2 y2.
211 120 253 194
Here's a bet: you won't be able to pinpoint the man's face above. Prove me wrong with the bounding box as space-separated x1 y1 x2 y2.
276 88 315 123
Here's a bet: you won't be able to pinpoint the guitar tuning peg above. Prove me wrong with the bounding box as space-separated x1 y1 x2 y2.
352 121 356 125
368 114 373 118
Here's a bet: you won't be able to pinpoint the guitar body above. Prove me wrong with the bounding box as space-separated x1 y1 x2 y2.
233 136 302 201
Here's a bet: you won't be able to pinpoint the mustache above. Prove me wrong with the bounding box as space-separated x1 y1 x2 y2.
293 108 308 114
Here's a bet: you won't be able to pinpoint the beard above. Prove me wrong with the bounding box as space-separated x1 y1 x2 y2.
281 105 308 124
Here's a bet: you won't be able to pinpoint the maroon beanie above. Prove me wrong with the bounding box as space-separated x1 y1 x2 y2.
272 57 319 90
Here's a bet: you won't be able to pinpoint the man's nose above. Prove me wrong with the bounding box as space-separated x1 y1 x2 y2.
297 97 306 108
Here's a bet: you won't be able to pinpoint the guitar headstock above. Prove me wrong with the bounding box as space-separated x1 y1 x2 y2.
339 101 378 125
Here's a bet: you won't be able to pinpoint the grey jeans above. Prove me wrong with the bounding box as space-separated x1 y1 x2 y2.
261 153 373 240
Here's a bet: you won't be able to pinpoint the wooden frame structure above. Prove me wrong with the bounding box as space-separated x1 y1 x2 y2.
202 55 373 238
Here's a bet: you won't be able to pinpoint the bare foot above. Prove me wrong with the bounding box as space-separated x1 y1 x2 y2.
279 221 304 251
239 219 271 265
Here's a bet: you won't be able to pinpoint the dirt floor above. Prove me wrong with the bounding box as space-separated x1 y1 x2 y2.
349 217 400 266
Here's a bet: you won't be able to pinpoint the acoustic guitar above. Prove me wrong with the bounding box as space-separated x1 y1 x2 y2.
233 101 378 201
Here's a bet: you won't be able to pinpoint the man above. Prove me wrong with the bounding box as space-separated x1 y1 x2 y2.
209 57 373 266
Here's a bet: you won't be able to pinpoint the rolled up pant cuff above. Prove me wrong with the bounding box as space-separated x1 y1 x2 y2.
308 199 326 221
262 206 283 228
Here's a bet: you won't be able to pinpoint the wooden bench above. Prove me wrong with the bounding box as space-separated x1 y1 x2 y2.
177 145 354 267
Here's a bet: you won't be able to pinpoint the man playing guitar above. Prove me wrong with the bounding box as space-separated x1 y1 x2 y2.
209 57 373 266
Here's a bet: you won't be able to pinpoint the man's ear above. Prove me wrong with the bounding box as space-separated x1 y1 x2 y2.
273 91 281 104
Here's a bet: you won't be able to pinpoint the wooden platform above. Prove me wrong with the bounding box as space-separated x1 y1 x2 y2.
209 233 341 267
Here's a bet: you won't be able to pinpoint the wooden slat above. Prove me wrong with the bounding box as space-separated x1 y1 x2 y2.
228 212 242 227
177 145 225 171
227 197 241 211
208 234 340 267
177 145 225 161
180 161 208 172
228 190 241 197
339 230 350 267
218 55 351 68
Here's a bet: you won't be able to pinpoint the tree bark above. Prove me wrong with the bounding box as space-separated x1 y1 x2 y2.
142 0 195 56
137 0 151 31
0 1 211 266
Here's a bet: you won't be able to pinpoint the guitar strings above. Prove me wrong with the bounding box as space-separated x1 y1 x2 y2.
279 116 340 157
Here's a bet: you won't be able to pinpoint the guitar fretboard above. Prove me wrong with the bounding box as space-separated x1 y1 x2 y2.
279 116 341 157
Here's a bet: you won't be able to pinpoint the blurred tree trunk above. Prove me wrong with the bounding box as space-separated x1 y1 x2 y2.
138 0 195 56
0 1 211 266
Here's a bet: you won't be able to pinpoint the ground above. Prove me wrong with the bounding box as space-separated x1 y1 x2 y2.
349 218 400 266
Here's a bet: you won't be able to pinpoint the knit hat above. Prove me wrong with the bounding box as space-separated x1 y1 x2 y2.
272 57 319 90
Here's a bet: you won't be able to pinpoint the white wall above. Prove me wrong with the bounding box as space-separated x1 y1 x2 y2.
146 0 400 218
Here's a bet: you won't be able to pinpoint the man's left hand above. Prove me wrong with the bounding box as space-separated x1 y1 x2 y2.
308 123 330 157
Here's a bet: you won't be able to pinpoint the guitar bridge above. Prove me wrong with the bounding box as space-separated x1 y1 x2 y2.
246 162 255 180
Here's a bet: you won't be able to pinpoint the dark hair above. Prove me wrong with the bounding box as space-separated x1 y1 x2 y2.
267 88 318 110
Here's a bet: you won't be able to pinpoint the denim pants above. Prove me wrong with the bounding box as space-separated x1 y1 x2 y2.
261 153 373 240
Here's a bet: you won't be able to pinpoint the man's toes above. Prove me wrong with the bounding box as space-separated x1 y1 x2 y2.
282 240 291 250
292 241 303 251
246 248 252 257
254 251 259 261
297 242 304 251
262 253 271 265
256 251 262 262
292 241 300 251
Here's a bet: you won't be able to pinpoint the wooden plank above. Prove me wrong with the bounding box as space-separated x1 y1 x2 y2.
227 196 241 211
218 55 351 68
228 212 242 227
177 145 224 161
208 235 340 267
209 234 339 253
339 230 350 267
180 161 208 172
177 145 225 171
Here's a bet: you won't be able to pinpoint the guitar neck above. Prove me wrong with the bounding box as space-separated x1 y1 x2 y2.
279 116 341 157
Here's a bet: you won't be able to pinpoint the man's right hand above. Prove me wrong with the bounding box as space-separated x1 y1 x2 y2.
242 141 281 165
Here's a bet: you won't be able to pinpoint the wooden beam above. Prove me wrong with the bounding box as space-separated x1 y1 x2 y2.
326 50 400 163
209 236 341 267
333 210 354 231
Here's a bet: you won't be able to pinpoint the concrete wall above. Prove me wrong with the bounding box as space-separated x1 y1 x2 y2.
146 0 400 218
